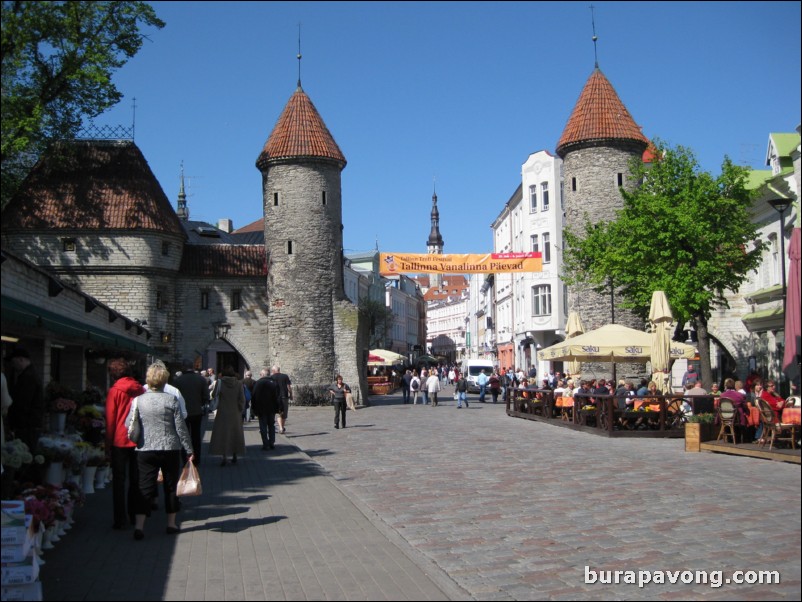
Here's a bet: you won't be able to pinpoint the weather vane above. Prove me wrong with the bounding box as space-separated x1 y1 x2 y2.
590 5 599 68
297 23 302 88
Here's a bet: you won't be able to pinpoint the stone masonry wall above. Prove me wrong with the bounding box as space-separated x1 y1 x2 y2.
333 299 368 405
262 161 345 390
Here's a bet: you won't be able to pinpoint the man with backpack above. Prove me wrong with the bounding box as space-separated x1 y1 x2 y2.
401 369 412 404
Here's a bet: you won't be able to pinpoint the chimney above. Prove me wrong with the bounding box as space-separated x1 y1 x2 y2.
218 219 233 233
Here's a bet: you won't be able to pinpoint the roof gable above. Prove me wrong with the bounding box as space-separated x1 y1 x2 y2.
2 140 184 237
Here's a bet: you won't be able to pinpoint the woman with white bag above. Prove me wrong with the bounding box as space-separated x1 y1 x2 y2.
126 361 194 541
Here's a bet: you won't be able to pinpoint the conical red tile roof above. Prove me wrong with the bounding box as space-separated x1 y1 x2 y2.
256 87 346 169
556 68 648 157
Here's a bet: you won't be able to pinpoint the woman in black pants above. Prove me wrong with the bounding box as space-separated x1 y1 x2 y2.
329 375 351 429
127 361 194 540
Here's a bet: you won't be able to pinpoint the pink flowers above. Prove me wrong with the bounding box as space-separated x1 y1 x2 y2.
50 397 77 413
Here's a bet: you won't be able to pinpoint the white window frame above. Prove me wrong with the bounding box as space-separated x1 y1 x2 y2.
529 185 537 213
532 284 552 316
541 182 549 211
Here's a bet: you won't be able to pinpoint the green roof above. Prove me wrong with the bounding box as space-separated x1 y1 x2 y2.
741 307 782 322
770 132 800 159
746 169 772 190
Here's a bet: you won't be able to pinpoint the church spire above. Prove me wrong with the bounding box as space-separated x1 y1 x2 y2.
427 187 444 251
176 162 189 221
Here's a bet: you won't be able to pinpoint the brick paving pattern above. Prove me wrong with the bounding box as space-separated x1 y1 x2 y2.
41 387 800 600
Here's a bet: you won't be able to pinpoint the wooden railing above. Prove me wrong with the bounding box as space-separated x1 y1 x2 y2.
506 386 717 438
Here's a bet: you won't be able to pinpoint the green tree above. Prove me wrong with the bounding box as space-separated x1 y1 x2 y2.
1 1 164 207
562 141 766 387
358 298 393 350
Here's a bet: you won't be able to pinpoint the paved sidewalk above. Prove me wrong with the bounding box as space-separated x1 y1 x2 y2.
40 388 801 600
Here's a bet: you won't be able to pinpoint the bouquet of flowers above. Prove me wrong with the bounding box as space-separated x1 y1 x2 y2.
84 444 106 467
36 436 75 464
75 405 105 446
46 381 78 414
23 495 55 530
1 439 40 470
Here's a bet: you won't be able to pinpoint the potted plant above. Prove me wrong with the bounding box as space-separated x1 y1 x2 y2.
685 413 716 452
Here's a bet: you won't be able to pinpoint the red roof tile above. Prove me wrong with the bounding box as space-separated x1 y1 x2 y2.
256 87 346 169
556 69 649 157
179 245 267 277
1 140 185 236
233 218 264 233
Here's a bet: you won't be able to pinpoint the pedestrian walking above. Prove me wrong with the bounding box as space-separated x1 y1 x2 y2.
271 366 293 434
251 368 279 450
426 371 441 407
410 371 422 404
174 360 208 466
329 375 351 429
209 365 246 466
455 373 469 408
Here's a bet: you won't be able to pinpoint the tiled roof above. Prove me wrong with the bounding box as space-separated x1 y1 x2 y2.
1 140 185 236
179 245 267 277
233 218 264 233
256 87 346 169
556 68 649 157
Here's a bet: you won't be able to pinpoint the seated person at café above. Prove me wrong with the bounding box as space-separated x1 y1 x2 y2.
719 378 749 442
760 380 786 418
615 380 635 411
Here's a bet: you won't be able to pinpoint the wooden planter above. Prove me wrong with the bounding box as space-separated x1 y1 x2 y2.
685 422 714 452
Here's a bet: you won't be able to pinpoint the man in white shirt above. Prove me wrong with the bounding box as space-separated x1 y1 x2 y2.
425 372 441 407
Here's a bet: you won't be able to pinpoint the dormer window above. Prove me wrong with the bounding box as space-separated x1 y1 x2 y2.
62 238 76 252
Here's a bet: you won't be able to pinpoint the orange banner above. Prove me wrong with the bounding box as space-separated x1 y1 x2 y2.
379 252 542 275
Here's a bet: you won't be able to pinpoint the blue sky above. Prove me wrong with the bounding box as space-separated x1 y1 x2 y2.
95 1 801 254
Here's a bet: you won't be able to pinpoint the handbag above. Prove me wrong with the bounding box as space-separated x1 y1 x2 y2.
176 461 202 496
126 399 143 447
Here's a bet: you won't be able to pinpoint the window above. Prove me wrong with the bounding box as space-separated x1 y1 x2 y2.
162 241 170 256
273 192 279 206
542 232 551 263
200 291 209 310
156 290 164 310
571 177 577 192
541 182 549 211
617 173 624 187
529 185 537 213
231 290 242 311
560 182 564 210
322 190 327 205
62 238 76 252
287 240 293 255
530 234 539 254
532 285 552 316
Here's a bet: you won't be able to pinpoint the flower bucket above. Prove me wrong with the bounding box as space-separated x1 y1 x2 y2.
45 462 65 487
82 466 97 494
94 466 110 489
50 412 67 435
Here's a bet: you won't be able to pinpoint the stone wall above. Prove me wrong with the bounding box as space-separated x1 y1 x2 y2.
333 299 368 405
261 160 344 389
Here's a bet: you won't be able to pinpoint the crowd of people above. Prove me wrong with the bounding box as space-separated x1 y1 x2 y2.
103 360 292 539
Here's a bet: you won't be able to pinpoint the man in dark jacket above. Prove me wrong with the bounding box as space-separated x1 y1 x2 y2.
251 369 280 450
174 361 208 466
7 348 44 451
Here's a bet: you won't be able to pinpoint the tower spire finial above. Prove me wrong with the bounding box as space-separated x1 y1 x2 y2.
176 160 189 221
590 4 599 69
297 23 302 89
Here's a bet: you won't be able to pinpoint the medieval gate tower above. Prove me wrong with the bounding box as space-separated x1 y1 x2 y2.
557 67 649 332
256 83 348 388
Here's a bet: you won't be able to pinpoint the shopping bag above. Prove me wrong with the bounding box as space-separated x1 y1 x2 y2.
176 461 202 496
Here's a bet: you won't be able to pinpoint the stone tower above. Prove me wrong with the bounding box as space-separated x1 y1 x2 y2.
256 84 347 389
557 67 649 332
427 189 444 289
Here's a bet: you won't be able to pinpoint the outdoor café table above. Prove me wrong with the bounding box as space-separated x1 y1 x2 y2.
556 396 574 421
782 407 801 425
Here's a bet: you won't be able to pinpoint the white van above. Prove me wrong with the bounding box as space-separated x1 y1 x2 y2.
462 359 495 393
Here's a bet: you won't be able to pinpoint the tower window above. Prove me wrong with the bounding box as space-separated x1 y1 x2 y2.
273 192 279 206
617 173 624 187
200 291 209 310
231 290 242 311
571 177 577 192
287 240 293 255
162 241 170 256
322 191 327 205
62 238 76 252
156 290 164 310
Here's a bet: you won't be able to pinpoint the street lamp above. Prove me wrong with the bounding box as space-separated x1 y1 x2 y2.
768 198 790 319
214 322 230 340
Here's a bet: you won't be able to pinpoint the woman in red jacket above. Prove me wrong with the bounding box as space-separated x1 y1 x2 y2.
105 358 145 530
760 380 786 418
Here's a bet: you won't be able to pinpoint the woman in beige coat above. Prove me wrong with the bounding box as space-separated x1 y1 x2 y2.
208 365 246 466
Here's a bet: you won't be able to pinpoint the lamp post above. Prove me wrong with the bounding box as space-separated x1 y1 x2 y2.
768 198 790 319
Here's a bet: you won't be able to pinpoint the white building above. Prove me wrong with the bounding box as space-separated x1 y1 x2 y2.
490 150 567 374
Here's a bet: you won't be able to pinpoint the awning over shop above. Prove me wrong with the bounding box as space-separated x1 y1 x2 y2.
741 307 783 333
1 295 153 354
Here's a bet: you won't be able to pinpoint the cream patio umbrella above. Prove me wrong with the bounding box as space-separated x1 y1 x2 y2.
564 311 586 378
369 349 406 364
649 291 675 393
537 323 695 364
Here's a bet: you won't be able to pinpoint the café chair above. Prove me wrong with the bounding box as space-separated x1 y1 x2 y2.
716 399 737 444
756 398 796 450
784 396 799 408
